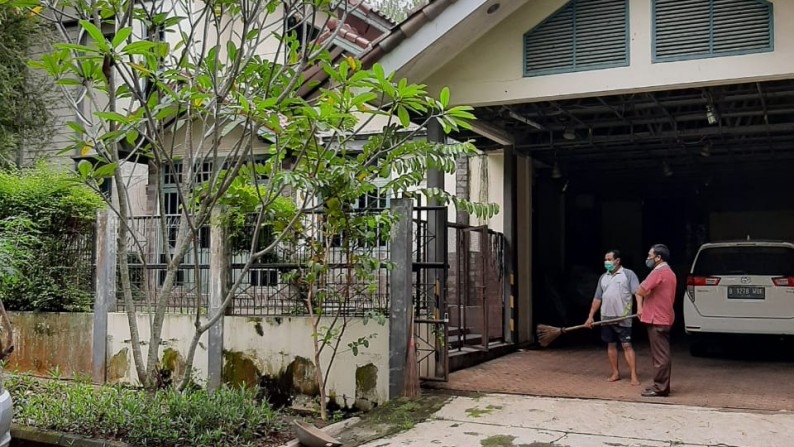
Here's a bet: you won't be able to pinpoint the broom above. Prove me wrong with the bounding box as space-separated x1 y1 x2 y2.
403 307 420 397
536 314 637 347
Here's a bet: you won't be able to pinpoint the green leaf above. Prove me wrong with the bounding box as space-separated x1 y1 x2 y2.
66 122 86 135
397 106 410 128
79 20 110 52
121 41 156 55
77 160 92 178
439 87 450 108
53 43 100 54
126 130 139 145
56 79 83 86
112 27 132 49
95 112 128 123
93 163 118 178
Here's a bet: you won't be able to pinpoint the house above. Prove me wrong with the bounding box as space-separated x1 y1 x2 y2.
334 0 794 352
17 0 794 405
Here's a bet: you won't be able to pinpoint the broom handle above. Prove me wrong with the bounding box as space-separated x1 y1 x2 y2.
561 314 637 333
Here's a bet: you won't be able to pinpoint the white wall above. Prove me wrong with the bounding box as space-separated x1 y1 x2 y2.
106 313 210 385
223 316 390 408
424 0 794 106
106 313 390 407
469 151 505 232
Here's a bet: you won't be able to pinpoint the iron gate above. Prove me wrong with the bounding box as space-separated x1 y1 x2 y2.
411 206 506 382
412 206 449 382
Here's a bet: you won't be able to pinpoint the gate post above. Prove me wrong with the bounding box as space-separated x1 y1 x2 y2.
207 207 229 391
503 145 518 344
389 198 413 399
427 118 448 375
92 209 117 384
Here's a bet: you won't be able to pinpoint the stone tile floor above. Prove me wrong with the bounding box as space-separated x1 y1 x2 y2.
431 340 794 411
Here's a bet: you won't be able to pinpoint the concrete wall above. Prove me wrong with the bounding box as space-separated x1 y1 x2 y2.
424 0 794 106
103 313 389 408
5 312 94 378
221 316 389 409
105 312 210 385
6 311 389 408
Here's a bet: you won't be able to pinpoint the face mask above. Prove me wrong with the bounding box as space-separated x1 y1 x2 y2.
604 261 615 272
645 258 656 269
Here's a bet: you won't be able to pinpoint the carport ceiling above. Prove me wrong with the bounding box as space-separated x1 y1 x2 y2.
466 79 794 180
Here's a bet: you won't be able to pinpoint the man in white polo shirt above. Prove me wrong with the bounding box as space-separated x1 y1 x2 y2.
584 249 640 385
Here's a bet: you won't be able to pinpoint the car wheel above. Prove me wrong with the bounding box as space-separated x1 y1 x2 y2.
688 334 708 357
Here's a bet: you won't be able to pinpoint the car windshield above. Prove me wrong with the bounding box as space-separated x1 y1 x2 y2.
694 246 794 276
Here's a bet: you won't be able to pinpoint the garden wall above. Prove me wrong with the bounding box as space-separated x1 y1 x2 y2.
5 312 390 409
105 313 389 409
6 312 94 378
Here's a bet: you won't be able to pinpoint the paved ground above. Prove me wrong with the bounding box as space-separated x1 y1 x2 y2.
356 393 794 447
430 341 794 412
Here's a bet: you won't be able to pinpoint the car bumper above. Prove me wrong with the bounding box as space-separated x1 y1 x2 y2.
684 298 794 335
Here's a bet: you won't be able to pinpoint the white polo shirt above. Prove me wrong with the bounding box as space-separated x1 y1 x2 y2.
594 267 639 327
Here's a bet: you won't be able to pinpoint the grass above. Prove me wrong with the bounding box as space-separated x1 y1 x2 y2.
5 372 283 447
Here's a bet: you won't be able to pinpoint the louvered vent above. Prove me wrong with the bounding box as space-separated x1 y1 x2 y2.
654 0 772 61
713 0 772 53
524 0 628 77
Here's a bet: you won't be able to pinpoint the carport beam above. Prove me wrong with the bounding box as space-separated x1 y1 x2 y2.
503 145 518 344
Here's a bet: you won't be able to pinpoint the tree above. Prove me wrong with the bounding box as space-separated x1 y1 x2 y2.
0 1 54 167
25 0 494 418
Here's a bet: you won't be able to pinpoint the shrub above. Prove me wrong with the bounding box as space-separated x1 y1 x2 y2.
6 373 282 447
0 164 104 311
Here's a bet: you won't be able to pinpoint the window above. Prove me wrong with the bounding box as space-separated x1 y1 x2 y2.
694 246 794 276
653 0 773 62
356 188 389 210
250 269 279 287
523 0 629 77
159 268 185 286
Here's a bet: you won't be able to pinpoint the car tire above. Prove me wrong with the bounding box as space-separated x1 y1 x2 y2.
688 334 708 357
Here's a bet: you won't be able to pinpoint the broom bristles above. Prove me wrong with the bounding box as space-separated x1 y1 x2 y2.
536 324 563 348
403 311 420 397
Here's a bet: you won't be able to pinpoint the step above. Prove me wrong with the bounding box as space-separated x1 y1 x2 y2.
449 333 483 349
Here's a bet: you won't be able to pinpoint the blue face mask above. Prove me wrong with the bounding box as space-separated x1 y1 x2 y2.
645 258 656 269
604 261 615 272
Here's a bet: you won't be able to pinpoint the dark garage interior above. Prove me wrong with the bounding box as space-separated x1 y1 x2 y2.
467 79 794 342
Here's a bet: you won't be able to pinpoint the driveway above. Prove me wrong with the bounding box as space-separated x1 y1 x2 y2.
356 393 794 447
429 340 794 412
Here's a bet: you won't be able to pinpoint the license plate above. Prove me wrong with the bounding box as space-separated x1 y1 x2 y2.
727 286 765 299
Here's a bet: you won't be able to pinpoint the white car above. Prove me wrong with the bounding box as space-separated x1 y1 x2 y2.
0 388 8 447
684 241 794 355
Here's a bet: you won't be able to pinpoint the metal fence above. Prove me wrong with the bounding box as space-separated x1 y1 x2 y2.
118 216 209 313
118 211 390 317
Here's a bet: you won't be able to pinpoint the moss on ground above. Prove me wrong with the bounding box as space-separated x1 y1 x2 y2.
466 404 503 418
334 392 451 446
481 435 516 447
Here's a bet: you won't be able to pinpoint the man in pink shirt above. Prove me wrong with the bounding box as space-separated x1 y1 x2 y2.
636 244 676 397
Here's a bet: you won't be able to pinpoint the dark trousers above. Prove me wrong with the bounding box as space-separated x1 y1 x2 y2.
647 324 672 394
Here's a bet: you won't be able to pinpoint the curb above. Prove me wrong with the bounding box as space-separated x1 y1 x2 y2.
11 424 129 447
279 416 361 447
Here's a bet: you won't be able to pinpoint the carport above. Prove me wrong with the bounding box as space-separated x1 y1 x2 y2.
351 0 794 388
463 79 794 337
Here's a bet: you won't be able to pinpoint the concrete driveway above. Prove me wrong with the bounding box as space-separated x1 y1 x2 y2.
356 393 794 447
430 340 794 412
